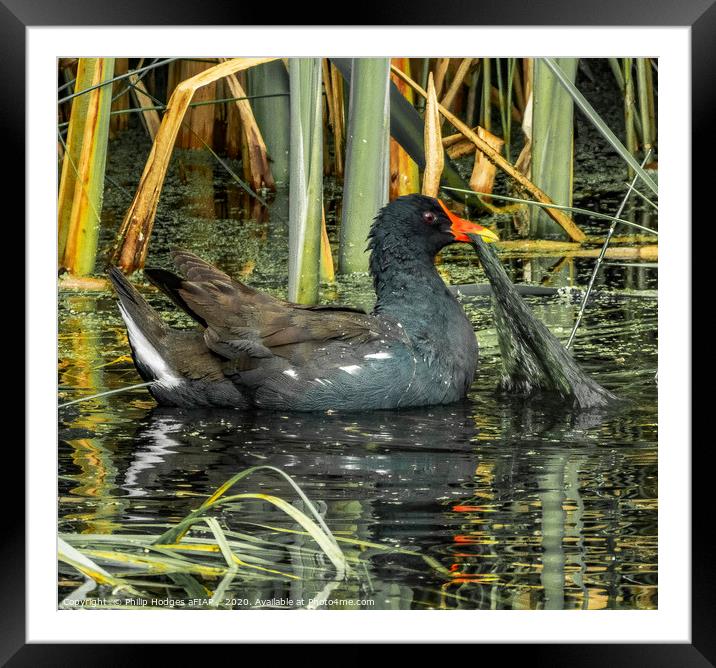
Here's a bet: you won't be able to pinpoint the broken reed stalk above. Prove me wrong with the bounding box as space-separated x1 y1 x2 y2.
112 57 277 272
339 58 391 274
436 232 657 258
390 64 586 242
440 58 473 113
220 59 276 192
492 236 655 251
443 125 490 160
496 243 657 261
442 127 481 148
58 58 115 276
469 127 503 201
421 72 444 198
446 142 474 160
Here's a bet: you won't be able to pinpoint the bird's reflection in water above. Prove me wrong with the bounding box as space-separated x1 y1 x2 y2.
118 397 613 500
115 403 484 608
108 397 637 609
119 403 483 507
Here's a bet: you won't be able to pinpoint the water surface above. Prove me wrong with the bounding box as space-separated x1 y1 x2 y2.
58 136 657 611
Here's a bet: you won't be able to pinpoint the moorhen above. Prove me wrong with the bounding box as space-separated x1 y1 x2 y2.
109 194 498 411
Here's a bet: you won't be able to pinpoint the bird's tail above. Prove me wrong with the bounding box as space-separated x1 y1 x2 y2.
108 268 179 388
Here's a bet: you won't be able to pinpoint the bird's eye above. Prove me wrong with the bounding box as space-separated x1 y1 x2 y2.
422 211 437 224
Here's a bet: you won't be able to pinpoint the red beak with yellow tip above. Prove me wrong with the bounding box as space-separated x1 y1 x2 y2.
438 199 499 243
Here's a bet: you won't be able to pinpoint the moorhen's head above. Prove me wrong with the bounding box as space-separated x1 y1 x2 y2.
368 194 499 261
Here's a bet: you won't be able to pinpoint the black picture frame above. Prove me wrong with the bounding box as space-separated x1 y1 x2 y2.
12 0 705 660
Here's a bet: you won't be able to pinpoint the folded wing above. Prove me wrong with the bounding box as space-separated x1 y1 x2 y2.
145 250 386 371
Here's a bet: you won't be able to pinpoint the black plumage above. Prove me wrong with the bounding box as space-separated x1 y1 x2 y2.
110 194 499 411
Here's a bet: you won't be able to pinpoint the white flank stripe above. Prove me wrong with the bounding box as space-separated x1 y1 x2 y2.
118 303 181 389
364 351 392 360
